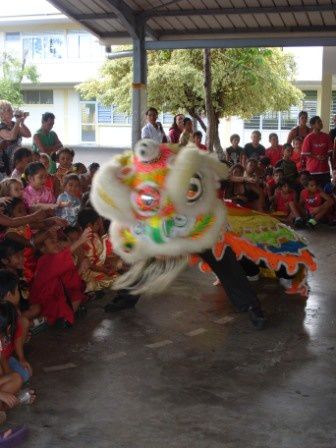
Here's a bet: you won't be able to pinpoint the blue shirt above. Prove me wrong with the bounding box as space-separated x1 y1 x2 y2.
56 192 81 226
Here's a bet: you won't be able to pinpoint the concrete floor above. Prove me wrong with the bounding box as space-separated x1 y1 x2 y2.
8 229 336 448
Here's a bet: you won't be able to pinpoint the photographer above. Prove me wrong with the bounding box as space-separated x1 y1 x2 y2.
0 100 31 176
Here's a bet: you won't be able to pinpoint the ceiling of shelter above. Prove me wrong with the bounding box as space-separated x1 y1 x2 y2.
48 0 336 48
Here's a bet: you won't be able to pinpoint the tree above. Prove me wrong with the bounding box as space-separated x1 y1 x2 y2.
0 52 38 106
78 47 302 155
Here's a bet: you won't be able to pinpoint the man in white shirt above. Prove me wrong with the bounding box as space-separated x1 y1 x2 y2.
141 107 167 143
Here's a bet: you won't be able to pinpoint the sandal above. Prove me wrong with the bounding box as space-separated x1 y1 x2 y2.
17 389 36 406
30 318 48 336
0 426 28 446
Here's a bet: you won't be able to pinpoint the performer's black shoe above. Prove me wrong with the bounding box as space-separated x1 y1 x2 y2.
248 305 266 330
104 292 140 313
54 318 73 329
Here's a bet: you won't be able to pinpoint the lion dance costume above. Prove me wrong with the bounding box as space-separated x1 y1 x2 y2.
90 140 316 299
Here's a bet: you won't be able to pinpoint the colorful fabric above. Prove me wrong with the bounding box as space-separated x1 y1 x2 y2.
81 233 117 292
190 202 317 296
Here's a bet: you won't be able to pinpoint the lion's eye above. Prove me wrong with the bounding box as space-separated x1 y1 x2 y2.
134 140 160 163
186 174 203 203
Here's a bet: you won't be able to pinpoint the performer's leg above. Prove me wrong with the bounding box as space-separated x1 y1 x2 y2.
105 290 140 313
200 247 266 329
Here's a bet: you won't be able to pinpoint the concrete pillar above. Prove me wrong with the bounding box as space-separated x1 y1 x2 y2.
132 31 147 147
320 47 336 132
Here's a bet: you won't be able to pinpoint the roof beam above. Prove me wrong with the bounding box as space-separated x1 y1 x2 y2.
76 13 117 21
47 0 104 38
157 24 336 37
146 36 336 50
139 3 336 19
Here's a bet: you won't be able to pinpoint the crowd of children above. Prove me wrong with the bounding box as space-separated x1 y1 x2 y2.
0 108 335 437
222 118 336 229
0 141 136 430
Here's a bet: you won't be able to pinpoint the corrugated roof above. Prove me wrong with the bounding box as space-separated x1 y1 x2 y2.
48 0 336 48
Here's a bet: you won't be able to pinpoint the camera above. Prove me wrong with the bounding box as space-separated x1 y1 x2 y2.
14 110 29 119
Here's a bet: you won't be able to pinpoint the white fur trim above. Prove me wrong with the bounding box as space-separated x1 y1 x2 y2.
90 156 135 225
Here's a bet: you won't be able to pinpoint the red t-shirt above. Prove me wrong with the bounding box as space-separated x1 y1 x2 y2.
265 146 283 166
274 189 295 213
291 149 303 171
301 132 333 174
300 188 323 214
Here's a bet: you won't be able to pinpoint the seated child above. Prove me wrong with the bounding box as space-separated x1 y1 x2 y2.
79 163 100 194
275 144 299 187
0 302 25 416
77 208 121 292
55 148 75 185
0 239 40 323
266 168 284 204
23 162 55 210
0 178 23 201
39 153 60 198
11 148 32 181
192 131 208 152
272 179 305 227
225 134 243 166
291 137 304 172
265 133 283 166
29 227 91 328
56 174 81 226
299 176 333 228
224 164 264 212
0 272 33 385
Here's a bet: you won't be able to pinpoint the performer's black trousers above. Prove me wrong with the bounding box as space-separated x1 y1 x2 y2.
200 247 260 311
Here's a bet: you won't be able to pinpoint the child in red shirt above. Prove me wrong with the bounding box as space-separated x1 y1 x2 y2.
29 227 91 328
300 177 333 228
272 180 305 227
192 131 208 152
291 137 304 171
265 133 283 167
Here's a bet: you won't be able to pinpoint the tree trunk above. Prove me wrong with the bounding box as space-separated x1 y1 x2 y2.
188 107 207 132
203 49 216 152
213 112 225 160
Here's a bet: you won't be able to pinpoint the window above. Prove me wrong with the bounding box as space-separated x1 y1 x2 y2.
67 31 98 59
5 33 21 58
244 90 317 131
22 33 65 60
81 102 96 142
22 90 53 104
97 104 132 125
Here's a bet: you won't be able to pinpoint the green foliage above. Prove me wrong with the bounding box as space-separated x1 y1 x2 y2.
77 47 302 119
0 53 39 106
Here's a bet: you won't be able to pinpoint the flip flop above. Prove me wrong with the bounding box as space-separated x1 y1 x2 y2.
0 426 29 447
17 389 36 406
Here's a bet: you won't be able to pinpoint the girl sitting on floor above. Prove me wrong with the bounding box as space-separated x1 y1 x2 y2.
29 227 91 328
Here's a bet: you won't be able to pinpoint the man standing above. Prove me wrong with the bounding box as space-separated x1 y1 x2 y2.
32 112 63 174
287 110 311 144
301 116 334 187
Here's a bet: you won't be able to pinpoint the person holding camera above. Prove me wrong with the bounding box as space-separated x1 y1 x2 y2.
0 100 31 177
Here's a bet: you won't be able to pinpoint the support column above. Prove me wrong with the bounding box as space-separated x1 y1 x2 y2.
132 30 147 147
320 47 336 132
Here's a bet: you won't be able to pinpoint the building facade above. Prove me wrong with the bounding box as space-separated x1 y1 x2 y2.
0 3 335 149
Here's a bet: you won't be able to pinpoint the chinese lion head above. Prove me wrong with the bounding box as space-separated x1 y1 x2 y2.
91 139 229 294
